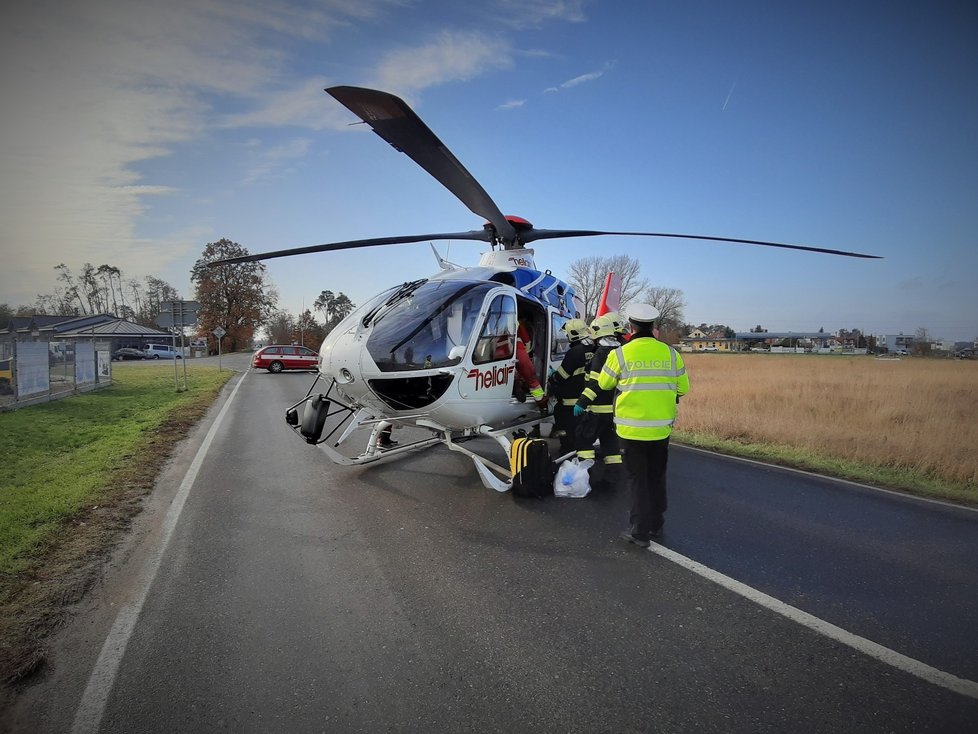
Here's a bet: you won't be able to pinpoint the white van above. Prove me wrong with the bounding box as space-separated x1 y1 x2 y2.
144 343 182 359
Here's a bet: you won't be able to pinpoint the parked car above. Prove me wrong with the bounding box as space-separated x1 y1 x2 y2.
144 343 182 359
111 347 148 361
252 345 319 373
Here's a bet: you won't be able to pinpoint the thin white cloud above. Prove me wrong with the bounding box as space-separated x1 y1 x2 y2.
543 61 615 94
561 70 603 88
223 78 351 130
0 0 400 307
497 99 526 110
243 138 312 185
494 0 586 28
368 31 514 99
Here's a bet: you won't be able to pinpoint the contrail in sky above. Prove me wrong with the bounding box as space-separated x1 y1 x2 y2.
722 77 738 111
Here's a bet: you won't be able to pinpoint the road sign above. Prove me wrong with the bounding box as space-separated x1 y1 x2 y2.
161 300 201 313
213 326 226 338
155 311 198 328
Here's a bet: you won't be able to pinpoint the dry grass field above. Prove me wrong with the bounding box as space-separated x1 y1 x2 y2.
673 354 978 496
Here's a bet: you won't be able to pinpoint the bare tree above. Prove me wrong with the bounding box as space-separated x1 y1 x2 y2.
566 254 648 321
914 326 932 356
54 263 84 315
266 311 296 345
641 285 686 330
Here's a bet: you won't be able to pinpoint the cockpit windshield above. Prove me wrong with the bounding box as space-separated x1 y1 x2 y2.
366 280 494 372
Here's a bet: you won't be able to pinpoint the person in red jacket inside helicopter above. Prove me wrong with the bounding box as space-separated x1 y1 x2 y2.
515 321 547 408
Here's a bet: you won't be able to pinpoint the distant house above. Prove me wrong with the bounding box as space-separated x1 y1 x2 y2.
680 330 737 352
878 334 915 355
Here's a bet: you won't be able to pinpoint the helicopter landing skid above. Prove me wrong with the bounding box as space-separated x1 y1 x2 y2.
418 415 554 493
286 376 556 492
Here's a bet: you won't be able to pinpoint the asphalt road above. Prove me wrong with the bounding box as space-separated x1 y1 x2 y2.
7 357 978 733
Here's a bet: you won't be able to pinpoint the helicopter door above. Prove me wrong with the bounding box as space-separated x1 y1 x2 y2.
515 298 549 393
466 292 518 400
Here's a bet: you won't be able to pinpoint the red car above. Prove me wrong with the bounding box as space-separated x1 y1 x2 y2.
252 345 319 373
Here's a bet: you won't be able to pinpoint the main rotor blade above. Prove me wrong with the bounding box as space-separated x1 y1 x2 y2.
208 230 490 266
521 229 882 259
327 86 516 243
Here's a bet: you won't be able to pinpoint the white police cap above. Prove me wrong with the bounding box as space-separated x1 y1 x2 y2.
626 303 660 323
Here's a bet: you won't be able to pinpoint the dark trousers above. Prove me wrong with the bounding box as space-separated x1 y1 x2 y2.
553 403 577 455
620 436 670 540
574 412 620 459
575 412 622 490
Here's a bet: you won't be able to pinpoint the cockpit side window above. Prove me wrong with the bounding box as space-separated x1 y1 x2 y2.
551 313 570 360
473 294 517 365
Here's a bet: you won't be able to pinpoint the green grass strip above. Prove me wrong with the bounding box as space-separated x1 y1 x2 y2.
0 365 233 576
674 431 978 507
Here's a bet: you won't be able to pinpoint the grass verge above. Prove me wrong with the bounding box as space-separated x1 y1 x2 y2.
674 431 978 507
0 364 234 685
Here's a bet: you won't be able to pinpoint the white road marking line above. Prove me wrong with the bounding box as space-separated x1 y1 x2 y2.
648 541 978 700
71 371 248 734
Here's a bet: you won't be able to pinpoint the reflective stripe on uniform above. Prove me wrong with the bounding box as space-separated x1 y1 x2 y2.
613 416 675 428
618 382 678 391
603 454 622 465
626 368 681 378
561 398 578 406
588 405 613 414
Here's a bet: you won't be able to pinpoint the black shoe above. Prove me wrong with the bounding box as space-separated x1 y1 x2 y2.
620 531 650 548
650 527 663 540
377 438 398 450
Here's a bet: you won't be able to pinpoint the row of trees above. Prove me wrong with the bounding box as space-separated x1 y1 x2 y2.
19 242 922 355
11 264 182 327
3 238 358 355
263 292 358 348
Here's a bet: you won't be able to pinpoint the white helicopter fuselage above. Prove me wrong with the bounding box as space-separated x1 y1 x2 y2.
316 249 578 433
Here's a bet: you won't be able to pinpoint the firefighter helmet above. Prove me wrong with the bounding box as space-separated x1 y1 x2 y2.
605 311 627 335
561 318 590 343
590 314 617 338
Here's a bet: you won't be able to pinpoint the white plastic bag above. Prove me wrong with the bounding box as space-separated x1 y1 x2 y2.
554 458 594 498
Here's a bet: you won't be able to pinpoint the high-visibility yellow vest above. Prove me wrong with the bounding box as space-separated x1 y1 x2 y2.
597 337 689 441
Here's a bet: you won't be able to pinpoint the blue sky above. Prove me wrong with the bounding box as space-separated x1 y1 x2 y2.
2 1 976 341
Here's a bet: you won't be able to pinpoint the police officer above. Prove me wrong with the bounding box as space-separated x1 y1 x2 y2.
549 319 594 454
595 304 689 547
572 312 627 490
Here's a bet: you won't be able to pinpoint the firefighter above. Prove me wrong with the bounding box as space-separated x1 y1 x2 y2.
595 303 689 547
572 312 627 490
548 319 594 454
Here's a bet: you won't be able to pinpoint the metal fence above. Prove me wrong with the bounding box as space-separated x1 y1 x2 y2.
0 337 113 411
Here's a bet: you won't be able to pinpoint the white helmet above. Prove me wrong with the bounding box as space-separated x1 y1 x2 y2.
626 303 660 324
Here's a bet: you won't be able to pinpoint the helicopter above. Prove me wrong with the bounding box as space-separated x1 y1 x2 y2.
211 85 880 492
